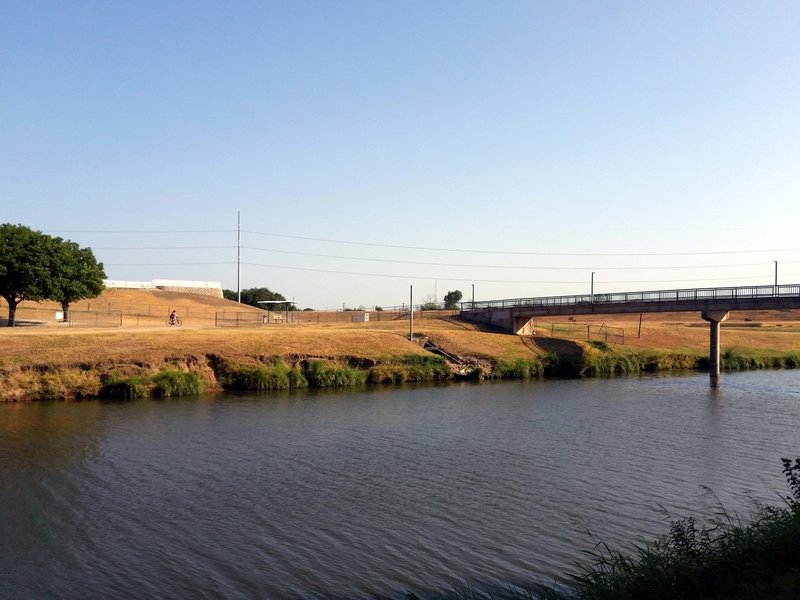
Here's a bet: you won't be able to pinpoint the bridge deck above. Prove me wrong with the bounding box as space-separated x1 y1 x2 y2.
461 284 800 317
460 284 800 385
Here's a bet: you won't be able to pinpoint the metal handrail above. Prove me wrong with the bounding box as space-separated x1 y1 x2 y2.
461 284 800 311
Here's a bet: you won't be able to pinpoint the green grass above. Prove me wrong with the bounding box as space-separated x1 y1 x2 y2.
98 375 150 399
222 361 308 391
493 358 543 379
98 369 204 399
151 369 204 397
304 359 367 387
697 349 800 371
366 355 455 383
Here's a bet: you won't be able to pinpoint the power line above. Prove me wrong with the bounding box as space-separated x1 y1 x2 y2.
104 262 236 266
45 229 236 234
242 245 785 271
41 226 800 258
243 229 800 257
95 245 237 250
241 261 799 285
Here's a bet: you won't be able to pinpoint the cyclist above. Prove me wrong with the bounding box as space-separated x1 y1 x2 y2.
169 310 177 325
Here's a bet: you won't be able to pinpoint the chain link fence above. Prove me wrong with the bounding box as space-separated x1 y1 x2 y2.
214 308 460 328
531 320 625 344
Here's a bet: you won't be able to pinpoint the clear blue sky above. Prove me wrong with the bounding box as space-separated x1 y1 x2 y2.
2 1 799 309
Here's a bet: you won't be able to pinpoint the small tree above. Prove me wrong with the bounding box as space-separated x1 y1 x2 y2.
238 287 294 311
444 289 463 310
0 224 53 326
420 294 440 311
47 239 106 322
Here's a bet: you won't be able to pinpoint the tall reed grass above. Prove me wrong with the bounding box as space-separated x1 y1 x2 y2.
151 370 204 397
98 369 204 399
222 361 308 391
368 354 451 383
304 359 367 387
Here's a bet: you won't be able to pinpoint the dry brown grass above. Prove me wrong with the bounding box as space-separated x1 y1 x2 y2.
2 289 799 401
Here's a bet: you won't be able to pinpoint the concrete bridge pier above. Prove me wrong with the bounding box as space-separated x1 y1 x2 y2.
701 310 730 385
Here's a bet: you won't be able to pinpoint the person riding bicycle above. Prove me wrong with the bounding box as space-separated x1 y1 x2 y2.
169 310 177 325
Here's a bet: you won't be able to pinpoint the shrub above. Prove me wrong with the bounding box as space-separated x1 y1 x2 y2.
581 352 638 377
304 360 367 387
367 355 451 383
367 365 406 384
543 352 580 377
151 370 204 398
493 358 542 379
398 354 451 379
223 361 307 391
465 367 483 380
99 376 149 400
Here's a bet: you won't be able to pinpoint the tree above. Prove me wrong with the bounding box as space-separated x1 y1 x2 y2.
47 239 106 322
0 224 53 326
227 287 295 311
420 294 440 311
443 289 463 310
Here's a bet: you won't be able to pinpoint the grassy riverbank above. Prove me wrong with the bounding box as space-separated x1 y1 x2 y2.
1 290 799 401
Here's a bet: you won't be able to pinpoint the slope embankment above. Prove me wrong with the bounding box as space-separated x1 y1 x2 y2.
1 290 799 401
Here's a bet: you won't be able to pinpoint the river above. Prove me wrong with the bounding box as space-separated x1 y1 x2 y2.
1 371 799 599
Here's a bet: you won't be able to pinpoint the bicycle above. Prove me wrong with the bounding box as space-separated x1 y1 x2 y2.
167 316 182 327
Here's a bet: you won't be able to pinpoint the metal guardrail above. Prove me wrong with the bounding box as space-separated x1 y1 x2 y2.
461 284 800 311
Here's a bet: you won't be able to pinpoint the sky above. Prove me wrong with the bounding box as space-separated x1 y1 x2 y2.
2 1 799 309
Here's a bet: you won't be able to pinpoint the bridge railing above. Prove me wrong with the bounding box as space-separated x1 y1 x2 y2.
461 284 800 311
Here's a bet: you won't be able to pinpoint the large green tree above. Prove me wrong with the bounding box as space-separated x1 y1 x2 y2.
0 224 106 326
0 224 54 326
444 289 463 309
47 239 106 322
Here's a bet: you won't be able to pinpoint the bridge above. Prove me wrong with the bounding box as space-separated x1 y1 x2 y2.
460 283 800 384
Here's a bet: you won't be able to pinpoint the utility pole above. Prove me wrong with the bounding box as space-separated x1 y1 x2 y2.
237 211 241 303
472 283 475 307
775 261 778 287
591 272 595 302
409 285 414 342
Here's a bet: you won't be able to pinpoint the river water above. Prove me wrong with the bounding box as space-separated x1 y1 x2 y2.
1 371 799 599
